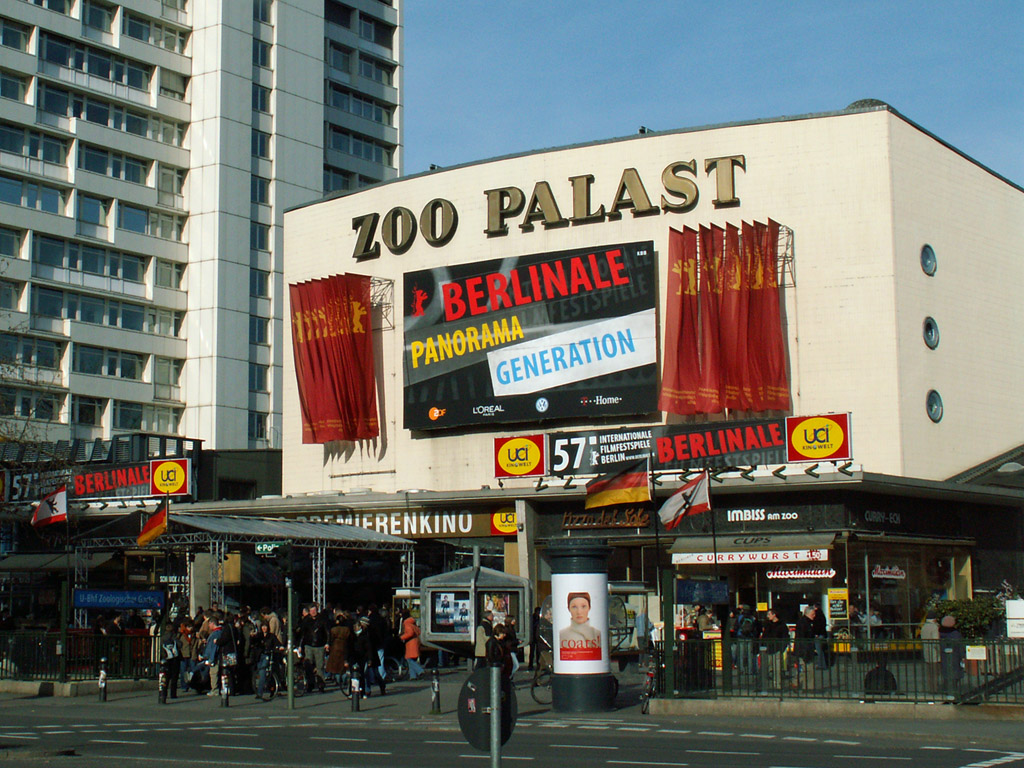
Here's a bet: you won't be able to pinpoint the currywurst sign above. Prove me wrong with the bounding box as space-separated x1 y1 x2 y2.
403 242 658 430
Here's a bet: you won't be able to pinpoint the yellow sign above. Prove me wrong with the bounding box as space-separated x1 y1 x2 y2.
490 508 518 535
149 458 190 496
756 601 769 613
493 435 544 477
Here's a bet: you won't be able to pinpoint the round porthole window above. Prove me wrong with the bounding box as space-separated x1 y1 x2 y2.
926 390 944 422
920 244 937 276
923 317 940 349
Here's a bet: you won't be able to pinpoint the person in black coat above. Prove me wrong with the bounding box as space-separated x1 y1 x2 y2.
353 616 386 696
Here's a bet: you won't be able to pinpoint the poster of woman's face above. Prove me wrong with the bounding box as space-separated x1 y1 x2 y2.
551 572 609 675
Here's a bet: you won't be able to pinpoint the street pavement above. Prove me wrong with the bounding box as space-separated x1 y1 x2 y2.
0 668 1022 766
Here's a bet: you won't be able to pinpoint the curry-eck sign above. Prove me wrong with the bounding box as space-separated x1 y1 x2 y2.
350 156 746 260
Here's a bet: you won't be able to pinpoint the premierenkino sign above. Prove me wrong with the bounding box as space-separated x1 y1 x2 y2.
350 156 746 260
404 242 658 430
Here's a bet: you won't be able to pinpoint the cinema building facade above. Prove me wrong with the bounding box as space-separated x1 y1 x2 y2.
260 102 1024 630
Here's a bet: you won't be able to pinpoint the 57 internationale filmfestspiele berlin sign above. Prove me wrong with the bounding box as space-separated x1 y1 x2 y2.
402 241 658 430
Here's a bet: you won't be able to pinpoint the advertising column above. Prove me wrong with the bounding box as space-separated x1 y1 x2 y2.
544 539 613 712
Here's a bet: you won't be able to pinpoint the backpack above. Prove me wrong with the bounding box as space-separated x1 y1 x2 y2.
738 615 756 637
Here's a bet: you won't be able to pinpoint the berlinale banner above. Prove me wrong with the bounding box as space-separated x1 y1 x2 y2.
660 220 790 415
657 228 701 415
403 242 658 431
289 273 378 443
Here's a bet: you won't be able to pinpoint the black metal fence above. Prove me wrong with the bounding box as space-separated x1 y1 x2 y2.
650 637 1024 705
0 631 158 682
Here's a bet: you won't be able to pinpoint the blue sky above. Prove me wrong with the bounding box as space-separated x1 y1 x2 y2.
402 2 1023 185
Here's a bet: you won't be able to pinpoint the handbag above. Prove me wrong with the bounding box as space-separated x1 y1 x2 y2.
223 651 238 667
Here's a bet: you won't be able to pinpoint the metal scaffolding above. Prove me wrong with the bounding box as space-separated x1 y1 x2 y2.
311 545 326 607
209 539 225 609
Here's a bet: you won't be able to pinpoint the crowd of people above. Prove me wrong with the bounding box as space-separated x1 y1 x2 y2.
143 601 424 701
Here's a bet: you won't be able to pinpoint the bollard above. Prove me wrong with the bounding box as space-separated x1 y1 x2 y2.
98 657 108 702
350 665 362 712
158 662 168 704
220 668 231 707
430 667 441 714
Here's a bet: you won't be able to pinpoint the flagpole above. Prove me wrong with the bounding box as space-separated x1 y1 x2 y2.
61 489 71 683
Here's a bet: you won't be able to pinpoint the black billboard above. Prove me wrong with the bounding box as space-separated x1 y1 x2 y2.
403 241 658 431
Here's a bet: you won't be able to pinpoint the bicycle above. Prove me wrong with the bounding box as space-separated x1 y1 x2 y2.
530 649 553 705
253 649 306 701
639 657 658 714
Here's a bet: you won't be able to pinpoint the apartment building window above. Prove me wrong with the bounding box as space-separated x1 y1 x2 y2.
73 344 103 375
250 222 269 251
154 356 182 386
83 1 115 34
25 0 70 12
118 203 184 240
323 167 352 193
155 259 184 289
33 287 63 318
249 315 269 345
0 173 66 214
147 307 183 337
38 84 185 147
110 350 143 379
0 227 20 258
4 388 62 421
253 40 271 68
0 123 68 164
250 268 269 297
73 395 105 426
251 175 270 205
328 85 391 125
359 14 393 49
252 84 270 113
159 70 188 101
251 129 271 159
113 400 143 430
0 280 20 310
77 195 108 228
0 70 26 102
1 334 61 369
41 33 153 90
253 0 272 23
325 1 351 27
249 362 268 392
119 203 148 233
0 18 29 51
328 43 351 74
122 13 189 53
328 127 392 166
359 55 393 85
248 410 267 440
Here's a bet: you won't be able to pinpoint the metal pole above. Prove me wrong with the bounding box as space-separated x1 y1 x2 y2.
286 576 295 710
863 551 871 640
98 656 107 702
430 666 441 714
351 664 362 711
489 663 501 768
662 569 675 697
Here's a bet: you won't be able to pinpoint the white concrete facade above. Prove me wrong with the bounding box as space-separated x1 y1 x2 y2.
0 0 402 450
282 106 1024 493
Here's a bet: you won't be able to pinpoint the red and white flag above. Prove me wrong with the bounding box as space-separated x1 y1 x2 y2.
657 471 711 530
31 485 68 528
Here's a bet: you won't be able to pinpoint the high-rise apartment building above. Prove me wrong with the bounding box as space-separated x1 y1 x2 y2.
0 0 401 451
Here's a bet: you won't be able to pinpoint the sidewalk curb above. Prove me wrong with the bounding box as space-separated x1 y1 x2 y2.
0 680 152 698
649 697 1024 721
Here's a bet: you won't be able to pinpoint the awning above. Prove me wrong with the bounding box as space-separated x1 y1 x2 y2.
170 512 412 549
669 533 835 565
0 552 113 572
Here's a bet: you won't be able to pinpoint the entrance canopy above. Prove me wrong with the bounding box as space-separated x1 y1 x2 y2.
669 533 835 565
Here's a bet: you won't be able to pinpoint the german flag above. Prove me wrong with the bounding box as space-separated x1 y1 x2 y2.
585 459 651 510
137 499 169 547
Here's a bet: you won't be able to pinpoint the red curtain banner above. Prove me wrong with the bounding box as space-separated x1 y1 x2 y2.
289 274 379 443
658 227 701 415
759 219 790 409
719 222 753 411
696 225 723 413
743 221 767 410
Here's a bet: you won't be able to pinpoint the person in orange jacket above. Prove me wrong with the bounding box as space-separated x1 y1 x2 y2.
399 609 425 680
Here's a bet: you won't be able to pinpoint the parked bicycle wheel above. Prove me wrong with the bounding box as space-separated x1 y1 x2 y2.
339 668 352 698
530 667 552 705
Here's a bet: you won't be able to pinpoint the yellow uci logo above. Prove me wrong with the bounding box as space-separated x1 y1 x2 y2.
491 508 518 535
497 437 542 475
790 416 843 458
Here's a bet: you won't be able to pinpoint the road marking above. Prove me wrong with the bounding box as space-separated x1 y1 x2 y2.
458 756 533 761
825 740 861 746
540 723 570 728
424 740 464 744
327 750 390 756
0 734 39 739
117 728 147 732
741 733 776 739
688 749 758 756
580 726 611 730
91 739 147 745
609 762 687 767
922 746 955 750
959 755 1024 768
660 729 691 734
698 731 734 736
553 744 618 750
310 736 368 742
229 717 260 721
834 757 911 761
211 733 258 738
617 726 651 731
200 745 264 751
783 736 817 742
